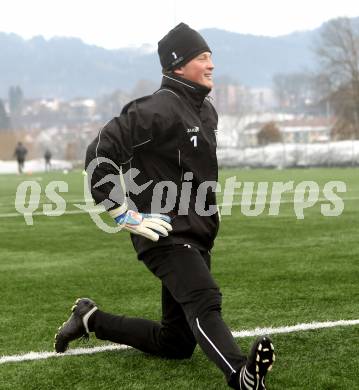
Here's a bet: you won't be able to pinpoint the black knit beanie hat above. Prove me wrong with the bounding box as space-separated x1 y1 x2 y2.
158 23 211 71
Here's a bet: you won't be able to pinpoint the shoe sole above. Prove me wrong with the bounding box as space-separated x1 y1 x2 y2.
254 337 275 389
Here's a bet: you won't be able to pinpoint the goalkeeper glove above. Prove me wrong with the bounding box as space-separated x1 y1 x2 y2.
109 208 172 242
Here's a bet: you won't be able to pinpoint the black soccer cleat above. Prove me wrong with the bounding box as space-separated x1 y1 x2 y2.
54 298 98 353
239 336 275 390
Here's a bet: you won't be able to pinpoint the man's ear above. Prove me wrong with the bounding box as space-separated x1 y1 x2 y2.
173 67 184 76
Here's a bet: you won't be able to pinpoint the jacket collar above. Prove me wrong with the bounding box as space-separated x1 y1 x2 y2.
159 74 211 112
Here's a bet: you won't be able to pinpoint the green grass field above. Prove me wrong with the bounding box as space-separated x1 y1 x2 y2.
0 168 358 389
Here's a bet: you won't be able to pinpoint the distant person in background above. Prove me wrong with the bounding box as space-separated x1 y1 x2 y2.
44 148 52 172
14 142 28 174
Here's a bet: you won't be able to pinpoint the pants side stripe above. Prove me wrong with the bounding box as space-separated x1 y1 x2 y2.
196 317 236 374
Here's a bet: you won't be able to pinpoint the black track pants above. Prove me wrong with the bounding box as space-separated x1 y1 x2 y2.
90 244 246 383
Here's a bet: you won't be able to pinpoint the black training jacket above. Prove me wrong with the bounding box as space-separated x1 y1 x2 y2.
85 74 220 257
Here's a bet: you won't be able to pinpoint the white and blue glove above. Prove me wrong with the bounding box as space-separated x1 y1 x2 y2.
109 207 172 242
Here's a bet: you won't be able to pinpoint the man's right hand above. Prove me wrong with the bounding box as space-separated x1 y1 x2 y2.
113 210 172 242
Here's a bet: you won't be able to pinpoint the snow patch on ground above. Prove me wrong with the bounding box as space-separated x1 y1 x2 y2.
0 159 73 174
217 141 359 167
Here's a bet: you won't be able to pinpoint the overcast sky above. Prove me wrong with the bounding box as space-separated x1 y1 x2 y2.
1 0 358 49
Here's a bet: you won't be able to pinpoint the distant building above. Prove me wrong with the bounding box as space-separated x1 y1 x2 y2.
242 116 335 146
212 83 252 115
67 99 96 122
218 113 297 148
251 88 276 111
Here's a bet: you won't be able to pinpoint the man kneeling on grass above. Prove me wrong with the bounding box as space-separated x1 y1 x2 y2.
54 23 275 389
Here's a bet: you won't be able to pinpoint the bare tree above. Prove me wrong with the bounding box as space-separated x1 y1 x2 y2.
0 99 11 130
273 72 314 112
315 17 359 138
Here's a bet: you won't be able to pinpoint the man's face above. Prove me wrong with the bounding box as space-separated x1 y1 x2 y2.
174 52 214 89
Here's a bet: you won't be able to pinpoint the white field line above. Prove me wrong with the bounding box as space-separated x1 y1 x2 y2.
231 319 359 338
0 344 130 364
221 196 359 207
1 196 359 219
1 192 358 207
0 209 101 218
233 189 359 195
0 199 89 206
1 319 358 365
